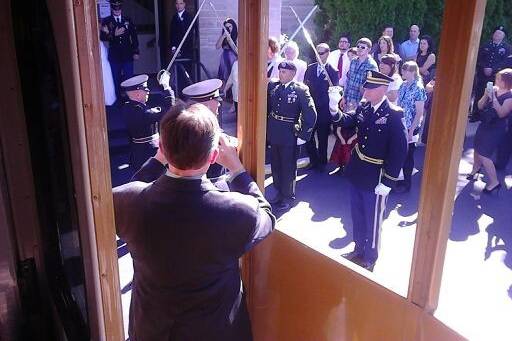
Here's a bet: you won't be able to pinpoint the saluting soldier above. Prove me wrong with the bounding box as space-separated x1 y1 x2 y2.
329 70 408 271
100 0 139 95
267 61 317 211
121 73 175 172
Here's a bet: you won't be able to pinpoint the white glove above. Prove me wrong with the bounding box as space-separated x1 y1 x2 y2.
328 86 343 115
158 70 171 90
374 183 391 196
297 138 307 145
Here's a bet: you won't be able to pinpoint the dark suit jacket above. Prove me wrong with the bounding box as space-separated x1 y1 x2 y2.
114 172 275 340
303 62 339 124
332 99 408 190
170 10 194 58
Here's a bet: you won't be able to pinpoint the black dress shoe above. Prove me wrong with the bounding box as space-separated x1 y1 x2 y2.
360 261 375 272
341 251 363 262
482 183 501 194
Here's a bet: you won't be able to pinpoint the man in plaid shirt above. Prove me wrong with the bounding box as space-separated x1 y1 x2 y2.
343 38 378 106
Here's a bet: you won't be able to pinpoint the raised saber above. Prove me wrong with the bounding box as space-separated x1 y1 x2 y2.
290 6 334 87
157 0 206 81
209 2 238 55
278 5 318 57
268 5 318 74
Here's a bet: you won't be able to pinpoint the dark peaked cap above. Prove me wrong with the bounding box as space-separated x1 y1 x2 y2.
363 70 394 89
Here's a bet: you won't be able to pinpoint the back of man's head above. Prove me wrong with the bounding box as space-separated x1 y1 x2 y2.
160 103 220 170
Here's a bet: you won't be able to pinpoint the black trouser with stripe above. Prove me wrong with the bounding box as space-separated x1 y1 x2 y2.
349 182 387 264
270 144 298 201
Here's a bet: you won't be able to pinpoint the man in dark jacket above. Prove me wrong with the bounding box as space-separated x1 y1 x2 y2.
304 43 339 170
100 0 139 95
330 70 408 271
114 103 275 340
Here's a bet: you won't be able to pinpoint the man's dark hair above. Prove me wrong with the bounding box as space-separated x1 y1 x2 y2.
339 33 351 44
160 102 220 170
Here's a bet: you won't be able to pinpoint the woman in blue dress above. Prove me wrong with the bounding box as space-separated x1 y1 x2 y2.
396 61 427 192
468 68 512 193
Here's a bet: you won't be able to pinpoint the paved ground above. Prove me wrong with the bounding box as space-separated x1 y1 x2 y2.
112 104 512 340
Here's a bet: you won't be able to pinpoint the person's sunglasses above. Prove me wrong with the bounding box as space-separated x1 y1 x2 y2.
357 45 367 50
339 40 349 44
318 50 329 55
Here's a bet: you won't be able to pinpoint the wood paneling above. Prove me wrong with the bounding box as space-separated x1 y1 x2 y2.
250 232 465 340
408 0 486 312
69 1 125 339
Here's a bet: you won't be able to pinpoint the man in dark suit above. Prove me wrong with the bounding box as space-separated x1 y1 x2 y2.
114 103 275 340
100 0 139 96
267 61 317 211
304 43 340 171
170 0 194 58
120 73 175 172
329 70 408 271
169 0 196 93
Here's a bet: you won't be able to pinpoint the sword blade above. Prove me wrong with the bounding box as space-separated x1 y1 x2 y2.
164 0 206 73
290 6 334 87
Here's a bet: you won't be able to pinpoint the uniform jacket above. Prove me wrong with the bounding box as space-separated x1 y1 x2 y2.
303 62 339 124
332 99 407 190
266 81 317 145
114 172 276 340
100 15 139 63
123 89 175 142
170 10 194 58
477 40 512 75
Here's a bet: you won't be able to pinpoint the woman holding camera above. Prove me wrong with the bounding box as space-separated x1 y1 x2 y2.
469 68 512 193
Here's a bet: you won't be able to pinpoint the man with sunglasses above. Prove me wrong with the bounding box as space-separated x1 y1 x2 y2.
304 43 339 171
121 73 175 172
343 38 378 108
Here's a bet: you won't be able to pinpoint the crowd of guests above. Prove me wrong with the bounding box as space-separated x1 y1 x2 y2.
265 23 512 195
265 24 439 194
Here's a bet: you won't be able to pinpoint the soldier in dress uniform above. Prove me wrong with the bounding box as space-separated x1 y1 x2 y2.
100 0 139 95
121 73 175 172
473 25 511 117
329 70 408 271
267 61 317 211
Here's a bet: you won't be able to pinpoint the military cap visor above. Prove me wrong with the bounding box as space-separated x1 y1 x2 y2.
182 79 223 102
363 70 393 89
110 0 123 9
278 61 297 72
121 74 150 92
494 25 507 36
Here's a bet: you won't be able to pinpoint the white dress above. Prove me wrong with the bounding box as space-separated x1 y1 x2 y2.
100 41 117 106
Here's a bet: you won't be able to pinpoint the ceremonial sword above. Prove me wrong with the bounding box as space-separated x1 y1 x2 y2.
157 0 206 82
